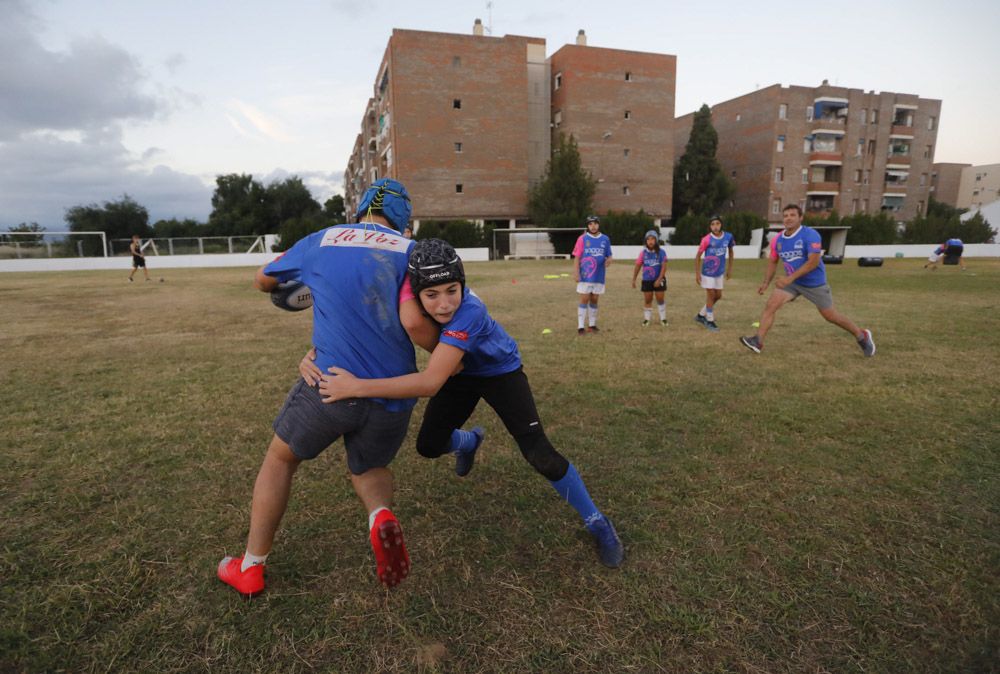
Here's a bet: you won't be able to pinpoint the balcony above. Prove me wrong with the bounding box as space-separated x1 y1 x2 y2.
808 182 840 193
809 151 843 163
806 194 837 216
890 125 914 137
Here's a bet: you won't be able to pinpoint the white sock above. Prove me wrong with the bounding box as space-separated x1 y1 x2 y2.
241 551 268 571
577 304 587 329
707 310 715 322
589 305 598 327
657 302 666 320
368 506 389 530
643 308 652 321
699 305 707 317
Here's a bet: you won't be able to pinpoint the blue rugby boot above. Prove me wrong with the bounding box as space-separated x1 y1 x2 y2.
455 426 485 477
586 514 624 568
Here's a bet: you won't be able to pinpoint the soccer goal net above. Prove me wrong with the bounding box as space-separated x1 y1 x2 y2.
0 231 107 259
491 228 584 260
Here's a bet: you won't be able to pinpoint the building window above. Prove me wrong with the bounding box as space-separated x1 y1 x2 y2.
731 169 737 177
623 148 630 158
553 110 562 128
802 168 809 184
778 103 787 119
976 173 982 181
772 199 781 214
871 109 878 124
806 106 813 121
453 99 462 109
852 199 859 214
803 137 811 153
625 71 633 81
736 113 741 122
774 167 784 183
452 56 461 67
776 135 785 152
860 108 867 124
623 186 630 196
454 142 462 153
924 144 933 159
919 173 927 186
927 115 936 130
455 184 463 193
863 170 870 185
554 73 562 90
862 199 869 212
917 200 925 214
868 139 876 155
857 139 864 156
624 110 631 119
854 169 862 183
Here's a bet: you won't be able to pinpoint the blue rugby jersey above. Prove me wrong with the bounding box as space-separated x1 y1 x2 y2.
698 232 735 277
573 233 613 284
436 288 521 378
769 225 827 287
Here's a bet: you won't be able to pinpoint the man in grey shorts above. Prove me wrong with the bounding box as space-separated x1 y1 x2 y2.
740 204 875 357
217 179 422 597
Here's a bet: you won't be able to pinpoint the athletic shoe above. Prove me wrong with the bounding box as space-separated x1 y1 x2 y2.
217 556 265 597
587 326 600 333
660 319 668 326
694 314 707 326
370 509 410 588
128 277 133 283
577 327 586 336
641 319 650 327
858 329 876 357
739 335 762 354
705 320 720 332
586 514 624 568
455 426 484 477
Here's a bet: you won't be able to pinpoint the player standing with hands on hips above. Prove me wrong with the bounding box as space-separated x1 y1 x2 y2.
740 204 876 357
573 215 612 335
693 215 734 332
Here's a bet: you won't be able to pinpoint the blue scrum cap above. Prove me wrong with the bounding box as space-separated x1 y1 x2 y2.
355 178 412 230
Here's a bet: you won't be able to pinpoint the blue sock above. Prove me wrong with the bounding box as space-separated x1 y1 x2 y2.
550 464 602 527
450 428 479 454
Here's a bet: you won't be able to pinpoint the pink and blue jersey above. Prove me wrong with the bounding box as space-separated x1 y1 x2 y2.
769 225 827 287
635 247 667 281
264 224 417 412
697 232 735 277
437 288 521 377
573 233 613 284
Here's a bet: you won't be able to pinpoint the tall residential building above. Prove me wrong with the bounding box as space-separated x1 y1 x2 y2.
344 25 676 227
549 32 676 222
955 164 1000 210
674 82 941 224
930 163 971 207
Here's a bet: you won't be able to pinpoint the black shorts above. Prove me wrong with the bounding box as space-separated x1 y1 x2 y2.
641 278 666 293
273 379 412 474
132 255 146 268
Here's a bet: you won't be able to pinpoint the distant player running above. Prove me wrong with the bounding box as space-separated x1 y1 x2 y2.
693 215 734 332
924 238 965 270
631 229 668 326
319 239 625 568
128 234 150 282
217 179 420 597
573 215 612 335
740 204 875 357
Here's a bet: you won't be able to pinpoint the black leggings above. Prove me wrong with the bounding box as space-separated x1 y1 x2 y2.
415 368 569 482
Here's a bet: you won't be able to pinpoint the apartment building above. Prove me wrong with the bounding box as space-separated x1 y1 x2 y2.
675 81 941 223
930 163 970 207
344 25 676 227
955 164 1000 210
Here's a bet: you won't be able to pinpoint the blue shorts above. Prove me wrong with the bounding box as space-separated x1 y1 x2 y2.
273 380 412 474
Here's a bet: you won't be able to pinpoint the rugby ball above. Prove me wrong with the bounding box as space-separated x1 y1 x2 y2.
270 281 313 311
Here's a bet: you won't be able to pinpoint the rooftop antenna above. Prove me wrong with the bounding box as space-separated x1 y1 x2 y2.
485 1 493 35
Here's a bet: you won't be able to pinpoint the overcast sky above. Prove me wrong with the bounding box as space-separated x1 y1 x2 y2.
2 0 998 229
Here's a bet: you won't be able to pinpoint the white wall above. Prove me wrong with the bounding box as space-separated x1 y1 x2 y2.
843 243 1000 258
0 247 492 273
614 245 761 261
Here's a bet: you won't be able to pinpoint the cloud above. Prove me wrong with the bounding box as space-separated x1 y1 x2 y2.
229 99 296 143
164 52 186 75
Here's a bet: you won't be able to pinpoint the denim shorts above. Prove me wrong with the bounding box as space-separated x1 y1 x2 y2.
273 379 412 474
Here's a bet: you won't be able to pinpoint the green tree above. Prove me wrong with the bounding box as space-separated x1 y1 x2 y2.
599 210 655 245
413 220 485 248
841 212 897 245
274 212 328 252
65 194 150 255
207 174 268 236
901 208 994 244
266 176 321 232
324 194 346 223
673 104 734 218
669 211 765 245
4 222 45 245
152 218 203 239
528 134 596 228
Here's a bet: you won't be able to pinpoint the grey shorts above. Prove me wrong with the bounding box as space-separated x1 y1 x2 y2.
273 379 412 474
780 282 834 310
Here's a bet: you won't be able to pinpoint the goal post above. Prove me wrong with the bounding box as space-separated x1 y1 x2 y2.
491 227 584 260
0 231 107 259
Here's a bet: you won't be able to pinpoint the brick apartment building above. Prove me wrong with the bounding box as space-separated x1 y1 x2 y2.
675 82 941 224
930 163 970 208
344 25 676 228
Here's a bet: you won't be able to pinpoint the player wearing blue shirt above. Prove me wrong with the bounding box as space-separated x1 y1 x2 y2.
694 215 736 332
925 238 966 270
630 229 668 326
218 179 420 597
319 239 625 569
572 215 613 335
740 204 876 357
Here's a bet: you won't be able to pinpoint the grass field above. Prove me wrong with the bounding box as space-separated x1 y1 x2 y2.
2 258 998 673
